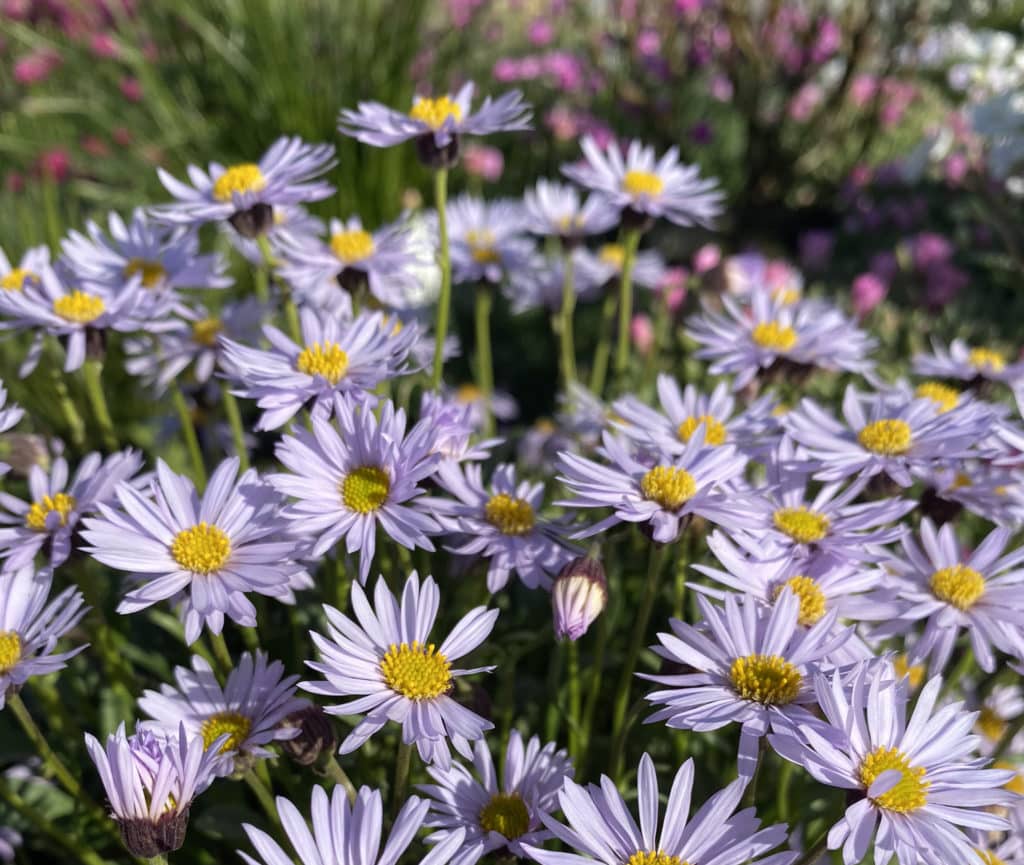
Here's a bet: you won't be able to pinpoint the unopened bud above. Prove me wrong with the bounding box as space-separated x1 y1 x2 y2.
119 809 190 858
279 705 337 766
552 556 607 641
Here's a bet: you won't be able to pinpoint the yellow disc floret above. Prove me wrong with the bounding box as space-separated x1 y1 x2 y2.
0 631 22 674
380 641 452 700
25 492 76 532
330 229 375 264
914 381 959 413
296 342 349 384
640 466 697 511
622 170 664 197
341 466 390 514
969 347 1006 373
929 564 985 610
977 706 1006 743
484 494 536 536
751 321 797 351
123 258 167 289
192 317 223 347
53 290 105 324
729 654 802 705
893 654 924 689
1 268 36 292
212 163 266 202
171 523 231 575
677 415 727 446
599 244 625 269
200 710 252 752
626 853 684 865
859 746 929 812
409 95 463 130
478 792 530 839
772 576 827 626
857 419 912 455
466 229 499 264
772 507 830 544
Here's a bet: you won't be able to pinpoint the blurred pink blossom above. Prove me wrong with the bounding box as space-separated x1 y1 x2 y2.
851 273 887 317
912 232 953 272
119 76 142 102
850 75 878 107
89 31 119 58
37 148 71 183
493 58 520 82
545 105 579 141
463 144 504 182
659 267 689 313
811 18 841 63
788 84 822 122
447 0 483 27
631 314 655 355
944 153 969 185
14 49 61 85
527 17 553 45
709 74 733 102
112 126 133 147
693 244 722 274
636 29 661 57
81 135 109 157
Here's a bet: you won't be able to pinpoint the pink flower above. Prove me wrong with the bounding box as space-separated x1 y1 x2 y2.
788 83 822 121
527 17 553 46
545 105 579 140
493 58 520 82
675 0 703 17
944 153 969 185
693 243 722 274
850 74 878 107
89 32 120 58
709 74 734 102
447 0 483 27
14 49 61 85
5 172 25 194
37 149 71 183
659 267 689 313
112 127 133 147
912 232 953 272
631 314 655 355
545 52 584 91
811 18 841 63
636 29 661 57
463 144 504 182
851 272 887 317
119 77 142 102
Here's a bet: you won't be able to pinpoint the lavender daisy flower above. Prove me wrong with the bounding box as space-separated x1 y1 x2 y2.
0 449 143 570
686 293 876 390
784 385 986 487
277 215 429 308
914 338 1024 387
974 684 1024 754
154 136 336 237
239 784 467 865
506 253 601 315
643 590 850 775
430 461 576 592
220 308 418 430
139 652 307 764
60 209 231 300
871 518 1024 673
522 180 618 241
444 384 519 431
0 244 49 293
85 722 226 858
270 397 440 583
561 135 724 227
769 662 1014 865
445 196 534 285
574 244 666 291
81 457 306 644
224 204 325 266
421 731 573 865
302 571 499 768
420 391 499 464
338 82 531 166
0 383 24 476
0 827 20 863
0 565 88 708
521 753 795 865
557 430 753 542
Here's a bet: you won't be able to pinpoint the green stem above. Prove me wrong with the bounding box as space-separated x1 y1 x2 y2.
81 359 117 450
392 740 413 817
580 609 608 778
0 780 113 865
589 289 617 397
566 640 582 764
221 387 250 472
325 754 358 803
8 692 84 800
243 769 281 829
430 169 452 390
148 856 169 865
48 359 86 449
208 631 234 676
614 228 642 382
791 829 829 865
253 235 273 305
559 252 577 386
474 284 495 438
171 387 206 490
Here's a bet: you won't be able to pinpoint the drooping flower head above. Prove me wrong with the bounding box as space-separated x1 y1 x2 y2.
303 571 498 768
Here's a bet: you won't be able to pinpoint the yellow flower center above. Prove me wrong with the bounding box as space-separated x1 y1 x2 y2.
857 419 912 455
212 163 267 202
25 492 76 531
456 383 482 403
1 268 36 291
380 641 452 700
952 472 973 489
0 631 22 674
200 710 252 752
640 466 697 511
979 850 1008 865
599 243 625 269
729 654 802 705
893 654 924 689
978 706 1006 743
484 494 535 536
969 347 1006 373
296 342 349 384
929 564 985 610
772 507 830 544
751 321 798 351
771 576 827 626
773 286 801 305
859 746 929 812
53 290 105 324
626 852 685 865
341 466 390 514
466 229 499 264
123 258 167 289
479 792 530 839
192 317 223 347
914 381 959 413
170 523 231 575
330 229 375 264
409 95 463 130
622 170 664 197
995 760 1024 796
677 415 727 446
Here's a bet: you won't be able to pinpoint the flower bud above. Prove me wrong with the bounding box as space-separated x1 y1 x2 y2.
119 810 190 859
279 705 337 767
552 556 607 641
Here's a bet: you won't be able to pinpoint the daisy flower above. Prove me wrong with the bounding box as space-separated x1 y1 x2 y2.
0 565 88 708
974 684 1024 754
785 385 987 487
269 397 440 583
139 652 307 764
60 209 231 300
768 662 1014 865
419 391 499 464
561 135 724 227
445 195 534 285
219 308 418 430
643 590 850 774
574 243 667 291
871 518 1024 673
338 82 531 166
914 338 1024 387
0 382 24 475
81 457 307 644
85 722 226 858
421 731 573 865
686 293 876 390
522 179 618 241
154 136 336 237
430 461 576 593
521 753 794 865
556 430 753 542
0 827 20 863
302 571 499 768
506 253 601 315
239 784 467 865
0 449 143 570
0 244 50 293
444 383 519 431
